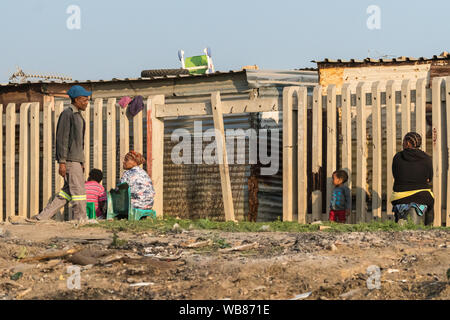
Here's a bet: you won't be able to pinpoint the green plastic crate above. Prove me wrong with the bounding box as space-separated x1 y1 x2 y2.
106 183 156 221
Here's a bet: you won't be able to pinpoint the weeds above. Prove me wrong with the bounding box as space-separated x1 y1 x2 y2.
86 216 445 234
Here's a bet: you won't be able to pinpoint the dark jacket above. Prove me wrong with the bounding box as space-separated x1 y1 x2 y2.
56 105 85 164
392 148 432 192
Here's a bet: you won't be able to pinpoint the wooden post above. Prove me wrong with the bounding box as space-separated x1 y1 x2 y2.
371 82 383 221
356 82 368 223
312 86 323 222
386 81 396 220
0 105 3 221
282 87 296 222
341 84 353 223
401 80 411 139
93 98 103 171
29 103 40 218
416 79 427 152
42 101 53 209
297 87 308 224
446 76 450 227
19 103 31 218
211 91 235 222
84 102 90 180
54 102 65 220
147 105 153 178
106 98 117 190
6 104 16 219
432 77 443 227
150 95 165 218
119 105 129 177
133 107 143 155
326 85 337 219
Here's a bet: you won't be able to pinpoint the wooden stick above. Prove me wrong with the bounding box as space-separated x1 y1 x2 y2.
211 91 235 222
20 247 83 263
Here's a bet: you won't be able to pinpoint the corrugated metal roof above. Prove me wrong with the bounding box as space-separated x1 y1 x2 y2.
1 69 319 89
0 70 246 87
245 69 318 88
313 52 450 65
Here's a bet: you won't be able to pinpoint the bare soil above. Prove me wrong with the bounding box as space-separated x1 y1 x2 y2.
0 221 449 300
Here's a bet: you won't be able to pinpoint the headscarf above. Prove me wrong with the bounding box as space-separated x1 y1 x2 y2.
404 132 422 149
124 150 146 166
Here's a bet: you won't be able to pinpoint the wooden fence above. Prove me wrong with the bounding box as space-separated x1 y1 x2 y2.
283 77 449 227
0 96 162 222
1 80 450 227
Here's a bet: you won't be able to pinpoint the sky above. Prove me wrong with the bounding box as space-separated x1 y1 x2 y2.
0 0 449 83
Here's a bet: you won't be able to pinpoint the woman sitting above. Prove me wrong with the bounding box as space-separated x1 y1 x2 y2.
120 151 155 210
391 132 434 225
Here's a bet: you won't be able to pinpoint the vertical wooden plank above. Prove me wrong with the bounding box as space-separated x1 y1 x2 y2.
386 81 396 220
6 104 16 219
54 102 64 193
416 79 427 152
146 105 153 178
106 98 117 190
401 80 411 139
211 92 235 222
119 105 129 177
84 101 90 180
356 82 368 223
282 87 295 222
326 85 337 219
0 105 3 221
341 84 353 223
150 95 165 218
133 108 143 156
54 101 64 219
29 103 40 217
19 103 31 218
432 77 443 227
42 101 53 208
371 82 383 221
297 87 308 224
446 76 450 227
93 98 103 171
312 86 323 222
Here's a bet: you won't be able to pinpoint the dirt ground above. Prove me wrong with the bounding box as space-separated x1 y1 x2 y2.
0 221 449 300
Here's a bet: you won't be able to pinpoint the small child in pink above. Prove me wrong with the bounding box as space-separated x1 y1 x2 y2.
85 169 107 218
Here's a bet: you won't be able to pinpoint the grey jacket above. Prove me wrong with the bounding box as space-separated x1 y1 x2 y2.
56 105 85 164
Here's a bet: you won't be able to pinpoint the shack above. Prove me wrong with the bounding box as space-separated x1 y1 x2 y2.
0 69 318 222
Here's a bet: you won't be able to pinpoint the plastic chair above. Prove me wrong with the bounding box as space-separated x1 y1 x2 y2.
86 202 96 220
106 183 156 221
178 48 214 75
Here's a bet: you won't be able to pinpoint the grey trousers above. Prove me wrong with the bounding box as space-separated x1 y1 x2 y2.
38 162 87 221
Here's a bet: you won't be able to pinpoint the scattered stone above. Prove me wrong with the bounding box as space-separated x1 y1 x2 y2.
387 269 400 274
290 292 312 300
327 244 338 252
172 223 181 233
260 225 270 232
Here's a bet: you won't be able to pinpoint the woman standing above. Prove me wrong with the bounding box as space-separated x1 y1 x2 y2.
120 151 155 210
391 132 434 225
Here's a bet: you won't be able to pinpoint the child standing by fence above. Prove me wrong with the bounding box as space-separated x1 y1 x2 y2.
329 170 351 223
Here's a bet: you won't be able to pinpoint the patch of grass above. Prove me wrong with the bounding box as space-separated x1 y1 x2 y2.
85 216 446 234
110 231 128 248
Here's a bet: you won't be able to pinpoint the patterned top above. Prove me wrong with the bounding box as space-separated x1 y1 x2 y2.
85 180 107 217
120 166 155 210
330 185 352 211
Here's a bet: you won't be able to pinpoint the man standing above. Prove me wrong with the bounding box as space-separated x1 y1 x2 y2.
31 85 91 222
